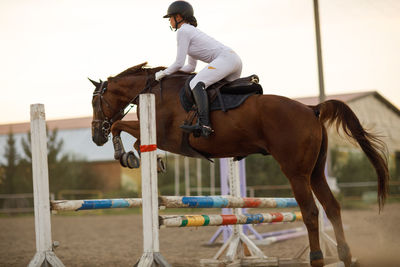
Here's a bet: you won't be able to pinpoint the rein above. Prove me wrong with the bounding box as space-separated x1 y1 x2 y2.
92 69 156 139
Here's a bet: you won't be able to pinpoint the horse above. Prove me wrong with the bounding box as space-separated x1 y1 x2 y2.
89 62 389 267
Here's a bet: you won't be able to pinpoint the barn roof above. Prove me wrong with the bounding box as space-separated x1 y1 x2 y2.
0 113 137 135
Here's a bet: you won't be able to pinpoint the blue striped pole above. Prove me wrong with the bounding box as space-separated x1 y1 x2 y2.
51 198 142 211
51 196 297 211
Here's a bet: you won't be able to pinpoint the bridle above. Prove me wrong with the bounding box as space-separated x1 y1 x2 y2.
92 69 155 140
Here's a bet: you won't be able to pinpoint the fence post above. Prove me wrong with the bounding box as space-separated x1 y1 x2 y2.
135 94 170 267
174 154 180 196
196 158 202 195
184 157 190 196
210 161 215 195
28 104 64 267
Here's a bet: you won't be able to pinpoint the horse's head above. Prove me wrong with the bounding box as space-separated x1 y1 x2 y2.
89 78 113 146
89 62 151 146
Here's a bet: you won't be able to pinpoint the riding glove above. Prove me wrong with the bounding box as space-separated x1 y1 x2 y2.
155 70 167 81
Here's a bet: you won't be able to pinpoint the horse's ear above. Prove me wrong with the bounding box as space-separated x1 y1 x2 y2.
88 78 101 88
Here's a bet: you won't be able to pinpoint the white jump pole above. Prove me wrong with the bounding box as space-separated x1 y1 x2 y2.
210 161 215 195
174 154 180 196
28 104 64 267
196 158 202 195
135 94 170 267
184 156 190 196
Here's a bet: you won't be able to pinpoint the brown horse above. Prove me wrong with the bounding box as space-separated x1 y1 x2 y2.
90 62 389 267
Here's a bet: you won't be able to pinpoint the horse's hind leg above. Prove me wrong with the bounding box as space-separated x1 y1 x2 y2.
287 175 324 267
311 168 352 267
271 120 325 266
310 128 353 266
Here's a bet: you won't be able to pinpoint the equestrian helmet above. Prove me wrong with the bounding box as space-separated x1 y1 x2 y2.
163 1 194 19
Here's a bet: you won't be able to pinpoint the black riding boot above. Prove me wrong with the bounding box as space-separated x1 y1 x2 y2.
180 82 214 137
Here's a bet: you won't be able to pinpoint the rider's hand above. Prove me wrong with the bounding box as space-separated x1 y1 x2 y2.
155 70 167 81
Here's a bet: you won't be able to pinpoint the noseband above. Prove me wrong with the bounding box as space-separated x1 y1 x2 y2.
92 70 155 140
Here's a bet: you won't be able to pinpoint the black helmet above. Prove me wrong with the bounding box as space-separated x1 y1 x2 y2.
163 1 194 19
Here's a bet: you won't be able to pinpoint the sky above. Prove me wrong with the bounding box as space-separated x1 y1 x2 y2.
1 0 399 124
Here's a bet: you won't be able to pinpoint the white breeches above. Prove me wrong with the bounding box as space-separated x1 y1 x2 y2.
190 50 242 89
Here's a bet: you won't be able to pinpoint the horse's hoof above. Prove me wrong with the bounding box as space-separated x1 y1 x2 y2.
126 151 140 169
310 259 324 267
120 153 128 168
157 156 166 173
119 152 140 169
310 250 324 267
349 258 360 267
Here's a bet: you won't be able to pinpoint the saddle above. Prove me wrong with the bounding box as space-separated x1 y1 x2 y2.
179 75 263 160
180 74 263 113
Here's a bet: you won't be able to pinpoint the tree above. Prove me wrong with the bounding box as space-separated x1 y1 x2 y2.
331 148 385 198
0 131 19 193
21 128 72 193
20 127 103 196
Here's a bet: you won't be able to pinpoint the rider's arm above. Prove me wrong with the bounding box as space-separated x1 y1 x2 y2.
164 28 190 75
179 56 197 73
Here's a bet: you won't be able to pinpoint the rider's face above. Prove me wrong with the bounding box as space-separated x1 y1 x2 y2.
169 16 175 28
169 14 183 29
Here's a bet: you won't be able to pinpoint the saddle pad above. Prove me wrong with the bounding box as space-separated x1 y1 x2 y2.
179 87 256 113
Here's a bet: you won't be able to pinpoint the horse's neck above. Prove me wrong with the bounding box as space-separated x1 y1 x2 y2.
154 74 188 100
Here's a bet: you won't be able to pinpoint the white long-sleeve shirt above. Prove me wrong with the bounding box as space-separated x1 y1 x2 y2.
164 23 230 75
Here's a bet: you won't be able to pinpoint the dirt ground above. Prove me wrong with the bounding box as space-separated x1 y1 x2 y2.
1 203 399 267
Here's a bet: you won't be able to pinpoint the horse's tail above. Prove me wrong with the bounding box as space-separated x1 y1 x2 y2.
312 100 389 211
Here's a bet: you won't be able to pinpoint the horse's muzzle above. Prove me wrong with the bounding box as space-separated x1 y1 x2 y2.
92 135 107 146
91 125 108 146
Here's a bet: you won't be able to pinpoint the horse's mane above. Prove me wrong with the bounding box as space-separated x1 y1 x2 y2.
108 62 150 82
108 62 187 83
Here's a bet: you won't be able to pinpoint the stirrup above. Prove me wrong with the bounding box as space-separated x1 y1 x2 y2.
180 123 202 133
200 125 214 138
180 123 214 137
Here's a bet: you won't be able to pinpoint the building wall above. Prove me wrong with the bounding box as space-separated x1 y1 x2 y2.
0 113 138 164
350 95 400 152
86 161 142 193
121 166 141 193
327 95 400 153
88 161 122 192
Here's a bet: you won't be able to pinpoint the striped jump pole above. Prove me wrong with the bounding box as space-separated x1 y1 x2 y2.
159 196 297 209
50 196 297 211
159 211 302 228
51 198 142 211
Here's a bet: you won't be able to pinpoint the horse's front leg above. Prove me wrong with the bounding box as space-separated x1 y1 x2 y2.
111 120 166 172
111 120 141 169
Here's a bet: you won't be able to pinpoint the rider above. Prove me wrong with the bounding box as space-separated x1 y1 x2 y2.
155 1 242 138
